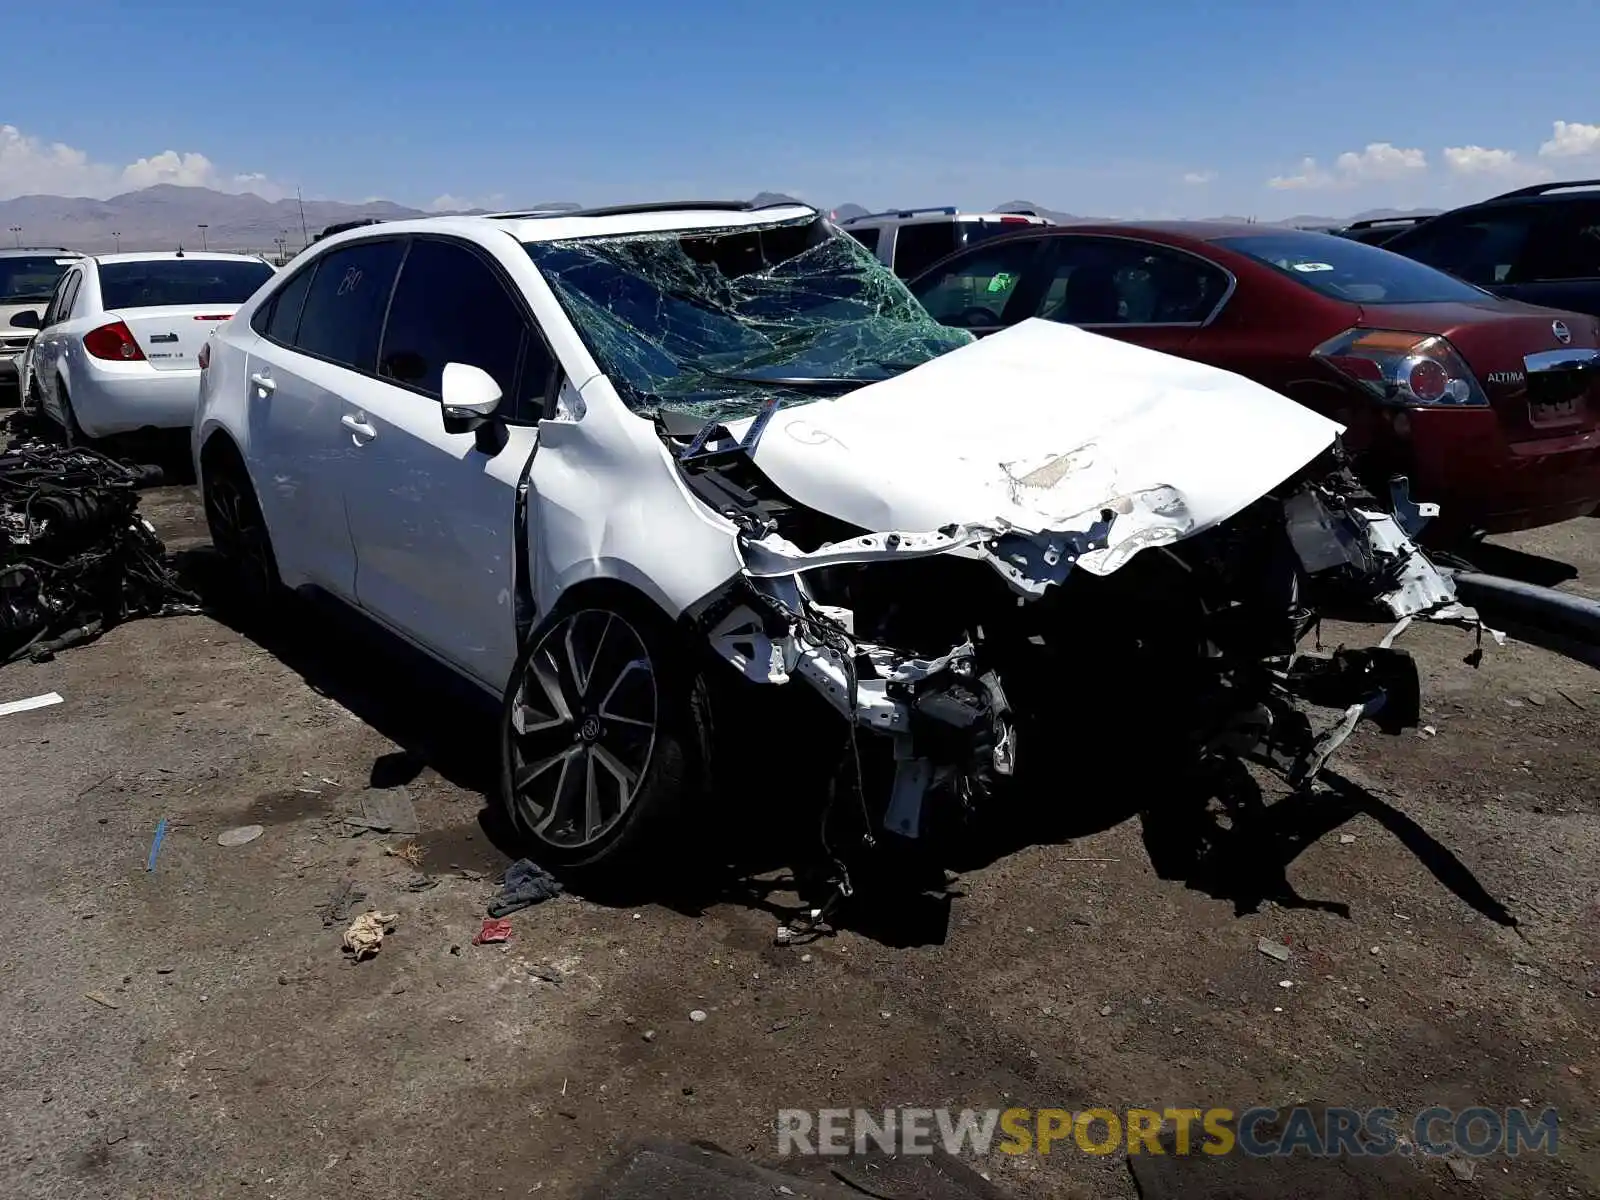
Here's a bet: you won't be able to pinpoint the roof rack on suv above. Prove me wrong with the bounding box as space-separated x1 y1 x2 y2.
314 218 385 242
838 206 958 225
490 199 812 221
1488 179 1600 201
1345 216 1431 230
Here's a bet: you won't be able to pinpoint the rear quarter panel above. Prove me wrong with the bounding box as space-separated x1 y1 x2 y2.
191 318 261 476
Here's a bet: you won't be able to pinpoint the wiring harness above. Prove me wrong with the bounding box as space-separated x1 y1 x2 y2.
0 436 200 664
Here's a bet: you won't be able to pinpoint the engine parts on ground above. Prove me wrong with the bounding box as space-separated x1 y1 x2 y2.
0 437 199 664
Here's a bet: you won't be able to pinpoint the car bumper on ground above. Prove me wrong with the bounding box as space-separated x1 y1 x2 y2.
1400 409 1600 534
72 364 203 437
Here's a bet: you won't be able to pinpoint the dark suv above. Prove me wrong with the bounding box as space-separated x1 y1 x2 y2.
1382 180 1600 318
1333 216 1432 246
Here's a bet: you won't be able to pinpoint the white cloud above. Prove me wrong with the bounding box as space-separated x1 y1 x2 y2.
427 192 507 213
1334 142 1428 181
1181 170 1217 185
1442 144 1551 184
1539 120 1600 159
1268 142 1426 191
0 123 282 200
121 150 220 189
1267 157 1335 190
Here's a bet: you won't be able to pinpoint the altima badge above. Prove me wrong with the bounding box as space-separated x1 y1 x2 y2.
1551 320 1572 345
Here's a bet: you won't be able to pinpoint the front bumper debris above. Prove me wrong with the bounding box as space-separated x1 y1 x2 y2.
694 462 1486 845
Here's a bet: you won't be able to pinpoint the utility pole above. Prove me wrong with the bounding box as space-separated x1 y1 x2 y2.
8 226 20 247
197 223 209 250
296 188 310 247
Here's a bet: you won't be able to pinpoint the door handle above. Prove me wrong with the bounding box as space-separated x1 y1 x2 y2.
341 412 377 440
249 372 275 394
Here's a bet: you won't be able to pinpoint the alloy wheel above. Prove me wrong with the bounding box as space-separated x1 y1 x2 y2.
507 609 659 849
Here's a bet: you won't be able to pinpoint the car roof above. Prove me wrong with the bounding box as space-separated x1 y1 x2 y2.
0 246 79 257
1010 220 1288 242
840 208 1047 228
1474 179 1600 207
90 251 270 265
310 202 824 251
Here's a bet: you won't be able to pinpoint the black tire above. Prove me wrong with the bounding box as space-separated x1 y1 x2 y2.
497 586 706 881
201 439 281 612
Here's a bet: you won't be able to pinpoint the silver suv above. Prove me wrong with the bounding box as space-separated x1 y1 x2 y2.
835 206 1049 279
1 247 82 401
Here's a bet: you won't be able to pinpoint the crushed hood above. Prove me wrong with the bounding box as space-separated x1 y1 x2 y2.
729 319 1344 575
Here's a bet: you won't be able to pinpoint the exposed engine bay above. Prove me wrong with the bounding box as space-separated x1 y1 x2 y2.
647 322 1490 892
682 436 1477 833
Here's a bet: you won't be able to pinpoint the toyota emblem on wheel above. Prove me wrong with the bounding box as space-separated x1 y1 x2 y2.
1552 320 1572 344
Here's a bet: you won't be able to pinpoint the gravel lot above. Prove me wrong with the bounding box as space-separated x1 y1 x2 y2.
1 476 1596 1199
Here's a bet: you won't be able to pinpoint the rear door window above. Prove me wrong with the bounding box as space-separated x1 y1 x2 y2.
909 237 1048 328
54 271 82 324
1387 208 1541 286
1035 238 1231 325
379 238 549 418
1522 202 1600 281
98 260 276 309
258 262 317 344
293 239 405 372
844 227 880 253
891 223 960 278
39 272 71 327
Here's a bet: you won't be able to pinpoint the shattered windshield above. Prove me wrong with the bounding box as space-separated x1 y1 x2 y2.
524 215 973 422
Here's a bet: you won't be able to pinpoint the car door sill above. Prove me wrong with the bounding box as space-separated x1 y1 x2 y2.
294 583 505 701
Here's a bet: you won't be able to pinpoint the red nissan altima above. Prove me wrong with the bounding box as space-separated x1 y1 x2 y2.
906 222 1600 534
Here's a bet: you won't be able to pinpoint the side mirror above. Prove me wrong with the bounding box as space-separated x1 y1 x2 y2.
440 362 502 435
9 309 41 330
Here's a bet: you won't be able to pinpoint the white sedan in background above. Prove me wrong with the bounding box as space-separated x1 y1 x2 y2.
21 251 275 441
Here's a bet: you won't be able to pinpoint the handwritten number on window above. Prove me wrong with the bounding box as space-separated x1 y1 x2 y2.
336 266 364 297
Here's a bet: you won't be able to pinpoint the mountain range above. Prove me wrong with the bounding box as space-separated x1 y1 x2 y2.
0 185 1443 255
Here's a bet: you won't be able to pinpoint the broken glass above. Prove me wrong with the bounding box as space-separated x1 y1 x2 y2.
524 215 974 422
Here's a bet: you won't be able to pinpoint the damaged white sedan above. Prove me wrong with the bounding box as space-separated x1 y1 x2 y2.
193 201 1480 878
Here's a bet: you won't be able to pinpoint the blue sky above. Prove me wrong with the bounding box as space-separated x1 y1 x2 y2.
3 0 1597 218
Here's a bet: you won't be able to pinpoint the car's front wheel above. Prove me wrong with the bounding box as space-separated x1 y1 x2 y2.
498 589 705 880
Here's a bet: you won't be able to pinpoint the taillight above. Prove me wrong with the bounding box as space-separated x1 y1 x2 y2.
1000 216 1033 224
197 343 210 370
82 321 145 362
1313 328 1489 408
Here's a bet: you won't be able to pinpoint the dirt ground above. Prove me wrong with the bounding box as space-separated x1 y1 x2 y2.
0 475 1596 1200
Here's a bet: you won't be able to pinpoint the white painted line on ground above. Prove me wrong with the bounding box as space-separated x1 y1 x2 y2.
0 692 64 717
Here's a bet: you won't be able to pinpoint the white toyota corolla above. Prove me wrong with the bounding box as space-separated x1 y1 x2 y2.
24 251 275 441
192 201 1478 880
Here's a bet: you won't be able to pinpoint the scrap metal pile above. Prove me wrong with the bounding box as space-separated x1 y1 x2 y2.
0 434 199 664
